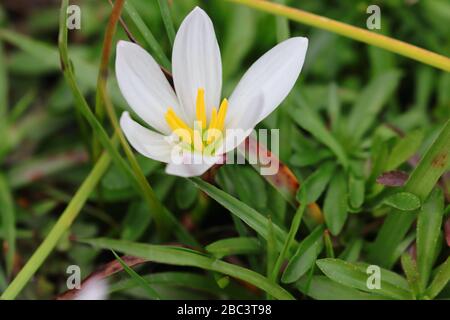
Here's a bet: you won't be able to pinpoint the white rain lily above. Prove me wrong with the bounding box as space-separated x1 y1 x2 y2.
117 7 308 177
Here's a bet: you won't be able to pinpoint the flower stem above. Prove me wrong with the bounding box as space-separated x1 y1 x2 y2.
0 151 112 300
228 0 450 72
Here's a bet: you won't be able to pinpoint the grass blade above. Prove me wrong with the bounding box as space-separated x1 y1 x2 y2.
417 188 444 290
323 170 348 235
0 174 15 276
111 250 161 300
205 237 262 259
316 258 411 300
1 151 112 300
426 256 450 299
81 238 295 300
191 178 290 251
157 0 176 46
369 120 450 267
124 0 171 69
282 225 324 284
296 275 388 300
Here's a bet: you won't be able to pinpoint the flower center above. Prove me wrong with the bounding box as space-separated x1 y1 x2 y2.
164 88 228 154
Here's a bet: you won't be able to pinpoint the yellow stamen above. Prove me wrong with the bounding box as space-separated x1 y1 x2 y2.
164 90 229 154
165 107 193 144
216 98 228 132
196 88 207 129
206 107 218 143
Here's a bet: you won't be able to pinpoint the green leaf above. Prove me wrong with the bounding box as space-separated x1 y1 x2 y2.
190 178 290 251
0 174 15 275
296 275 387 300
417 188 444 289
426 256 450 299
205 237 262 259
81 238 294 300
0 41 7 116
347 70 402 142
348 174 365 209
400 253 420 298
383 192 421 211
282 225 325 283
370 120 450 267
338 239 363 263
289 97 348 168
157 0 176 46
111 250 160 300
297 161 336 204
323 170 348 235
386 129 424 171
316 258 411 300
124 1 171 70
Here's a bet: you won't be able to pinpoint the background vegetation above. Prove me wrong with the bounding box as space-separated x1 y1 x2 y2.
0 0 449 299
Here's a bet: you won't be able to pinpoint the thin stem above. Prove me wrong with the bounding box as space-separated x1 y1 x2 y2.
93 0 125 160
95 0 172 234
228 0 450 72
0 151 112 300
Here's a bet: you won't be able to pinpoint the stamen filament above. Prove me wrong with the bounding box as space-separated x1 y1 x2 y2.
196 88 207 129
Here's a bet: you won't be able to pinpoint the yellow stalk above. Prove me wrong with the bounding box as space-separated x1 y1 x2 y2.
228 0 450 72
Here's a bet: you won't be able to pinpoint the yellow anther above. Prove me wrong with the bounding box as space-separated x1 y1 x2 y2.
165 91 228 154
216 98 228 132
196 88 207 129
165 108 193 144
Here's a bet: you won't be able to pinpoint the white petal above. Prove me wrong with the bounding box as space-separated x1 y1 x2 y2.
74 278 108 300
172 7 222 125
165 153 220 177
116 41 182 135
120 112 173 163
226 37 308 130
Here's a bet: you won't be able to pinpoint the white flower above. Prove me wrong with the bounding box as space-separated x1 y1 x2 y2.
117 6 308 177
73 278 108 300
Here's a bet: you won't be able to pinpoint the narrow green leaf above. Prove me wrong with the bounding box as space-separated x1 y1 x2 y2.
0 174 15 275
417 188 444 289
316 258 411 300
323 230 335 258
0 40 7 115
400 253 420 299
386 129 424 171
323 170 348 235
297 161 336 204
370 120 450 267
289 100 348 168
426 256 450 299
81 238 294 300
348 174 365 209
205 237 262 259
157 0 176 46
111 250 160 300
282 225 325 284
348 70 402 142
296 275 387 300
124 1 171 70
383 192 421 211
190 178 291 251
338 239 363 263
